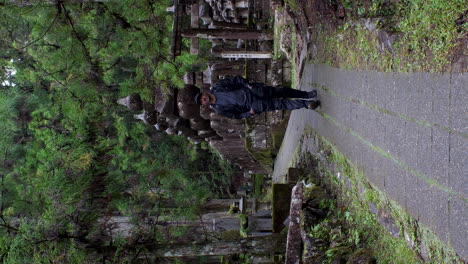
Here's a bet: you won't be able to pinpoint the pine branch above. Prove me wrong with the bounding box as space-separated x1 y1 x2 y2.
18 10 60 50
104 58 121 72
61 3 93 64
197 213 213 241
0 222 19 232
158 55 180 72
61 4 107 87
100 3 149 38
31 43 61 49
0 179 3 215
37 65 84 107
146 0 166 31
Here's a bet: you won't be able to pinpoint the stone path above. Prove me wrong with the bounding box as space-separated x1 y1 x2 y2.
272 63 467 260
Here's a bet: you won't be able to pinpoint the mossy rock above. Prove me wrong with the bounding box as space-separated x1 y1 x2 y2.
303 185 330 208
220 230 243 240
243 112 289 170
270 113 289 150
346 248 376 264
287 167 306 183
244 138 274 171
272 183 293 233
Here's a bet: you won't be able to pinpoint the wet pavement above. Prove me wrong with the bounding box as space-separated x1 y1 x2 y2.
272 63 467 260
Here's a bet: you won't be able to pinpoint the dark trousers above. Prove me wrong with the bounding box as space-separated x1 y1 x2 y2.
250 84 309 113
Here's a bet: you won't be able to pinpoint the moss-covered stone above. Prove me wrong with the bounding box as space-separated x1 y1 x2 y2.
272 183 293 233
287 167 306 183
303 185 330 208
244 112 290 170
346 248 376 264
220 230 243 240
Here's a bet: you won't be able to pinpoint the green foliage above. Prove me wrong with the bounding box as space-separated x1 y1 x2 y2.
0 87 23 155
396 0 466 70
284 0 300 13
0 1 233 261
238 254 254 264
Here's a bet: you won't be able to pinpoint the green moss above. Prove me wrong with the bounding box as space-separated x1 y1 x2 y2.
306 0 465 72
290 25 297 88
272 183 292 232
228 204 239 215
261 186 274 203
239 213 248 226
238 214 249 238
271 114 289 149
244 114 289 170
303 185 330 208
299 128 463 263
253 174 265 198
244 138 274 169
273 23 284 60
347 248 376 263
284 0 300 13
220 230 243 241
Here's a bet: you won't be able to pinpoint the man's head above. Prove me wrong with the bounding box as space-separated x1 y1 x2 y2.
194 91 214 105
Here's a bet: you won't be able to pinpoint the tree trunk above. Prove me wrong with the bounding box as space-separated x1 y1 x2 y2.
211 21 248 29
158 234 285 257
201 198 238 213
3 0 109 6
91 234 285 258
97 216 213 239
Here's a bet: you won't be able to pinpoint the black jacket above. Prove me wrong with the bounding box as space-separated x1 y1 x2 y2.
210 76 252 119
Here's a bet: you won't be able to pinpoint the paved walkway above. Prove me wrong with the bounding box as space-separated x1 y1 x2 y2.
273 63 467 260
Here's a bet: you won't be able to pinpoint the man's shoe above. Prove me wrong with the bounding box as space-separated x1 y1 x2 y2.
306 90 317 99
308 100 321 110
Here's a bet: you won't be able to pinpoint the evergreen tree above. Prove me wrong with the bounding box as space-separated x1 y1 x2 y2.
0 1 234 262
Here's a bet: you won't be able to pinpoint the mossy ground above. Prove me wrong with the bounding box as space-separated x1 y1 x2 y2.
294 127 464 263
305 0 466 73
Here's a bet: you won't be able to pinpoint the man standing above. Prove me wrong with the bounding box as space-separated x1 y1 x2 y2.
195 76 320 119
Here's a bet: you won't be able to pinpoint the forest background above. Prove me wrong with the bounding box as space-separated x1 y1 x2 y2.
0 0 235 262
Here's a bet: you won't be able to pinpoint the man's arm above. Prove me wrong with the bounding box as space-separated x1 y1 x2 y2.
212 76 250 92
230 76 250 87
